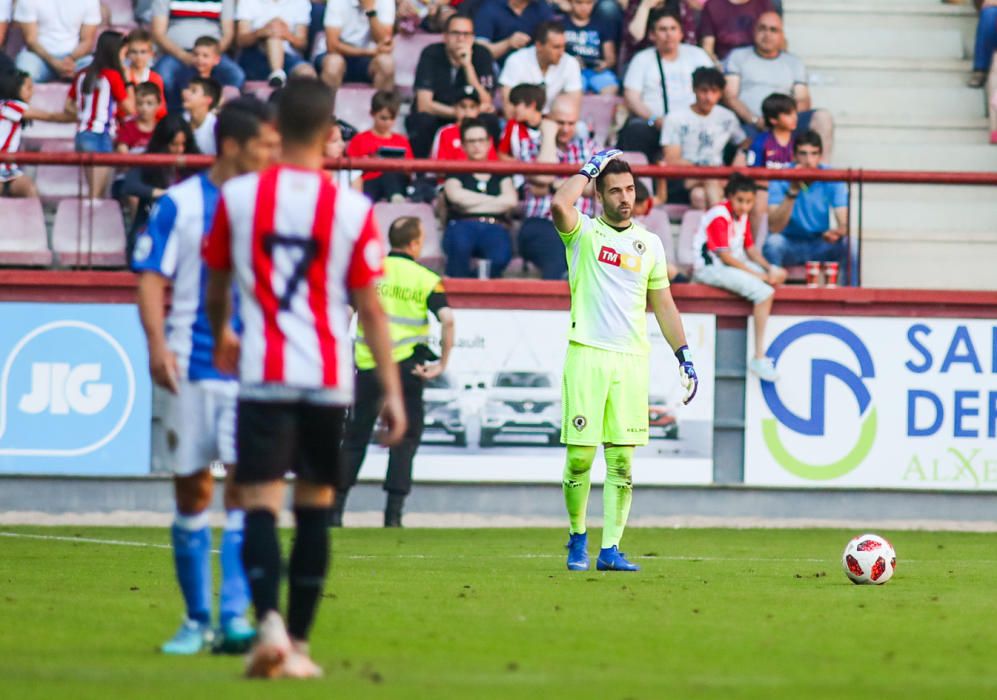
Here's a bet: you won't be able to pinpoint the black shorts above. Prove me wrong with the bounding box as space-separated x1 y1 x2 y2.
235 400 347 486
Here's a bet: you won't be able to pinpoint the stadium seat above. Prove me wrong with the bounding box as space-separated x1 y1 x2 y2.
243 81 274 102
22 83 74 148
676 209 703 270
393 32 441 97
581 94 620 148
220 85 241 105
36 166 91 202
334 85 377 133
3 23 25 59
0 198 52 266
619 151 653 196
637 207 675 263
102 0 138 27
660 203 689 223
372 201 442 260
52 199 127 267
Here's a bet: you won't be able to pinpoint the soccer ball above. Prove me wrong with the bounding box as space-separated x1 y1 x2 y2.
842 534 896 585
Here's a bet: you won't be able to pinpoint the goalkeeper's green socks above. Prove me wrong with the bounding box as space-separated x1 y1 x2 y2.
602 446 634 549
562 445 596 534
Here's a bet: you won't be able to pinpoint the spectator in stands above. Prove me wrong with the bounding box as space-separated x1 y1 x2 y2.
151 0 243 111
624 0 705 62
499 21 582 118
117 82 163 153
326 119 362 190
764 131 848 270
969 0 997 88
123 114 199 258
182 76 221 155
398 0 458 34
346 90 414 202
0 69 73 198
475 0 555 63
442 118 517 278
617 9 713 165
519 93 596 279
633 178 683 281
497 83 545 163
699 0 773 63
563 0 619 95
406 14 498 158
67 31 136 198
13 0 100 83
693 174 784 381
431 85 499 161
0 1 16 75
723 12 834 156
236 0 316 87
661 66 746 208
744 91 795 239
125 30 167 121
316 0 396 92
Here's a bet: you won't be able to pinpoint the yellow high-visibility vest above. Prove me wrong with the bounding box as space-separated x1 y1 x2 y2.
355 254 442 370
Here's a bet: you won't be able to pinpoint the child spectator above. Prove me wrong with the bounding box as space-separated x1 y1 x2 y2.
430 85 498 162
0 69 73 198
67 30 136 197
633 179 683 281
124 29 167 120
345 90 413 202
661 66 746 209
117 82 162 153
692 174 786 381
326 119 362 190
744 92 796 240
497 83 545 164
563 0 619 95
182 76 221 155
442 117 517 278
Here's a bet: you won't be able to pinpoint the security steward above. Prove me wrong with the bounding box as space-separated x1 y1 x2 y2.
333 216 455 527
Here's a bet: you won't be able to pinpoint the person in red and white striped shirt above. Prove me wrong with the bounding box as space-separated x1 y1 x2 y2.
0 69 73 197
65 30 135 196
202 77 406 680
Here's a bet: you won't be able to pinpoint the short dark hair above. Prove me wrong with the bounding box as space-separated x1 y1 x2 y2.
216 96 273 148
388 216 423 249
134 81 161 101
634 179 651 204
459 116 489 141
534 20 565 45
724 173 757 197
187 76 221 108
278 76 334 145
794 130 823 153
692 67 725 91
595 158 634 194
444 13 472 33
370 89 401 117
648 8 682 32
0 70 30 101
761 93 796 127
508 83 546 110
193 35 221 52
126 28 153 45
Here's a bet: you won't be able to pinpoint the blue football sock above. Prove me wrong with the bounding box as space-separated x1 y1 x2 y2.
171 512 212 625
219 510 250 624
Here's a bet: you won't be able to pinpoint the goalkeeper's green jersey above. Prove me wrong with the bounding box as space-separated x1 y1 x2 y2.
557 210 670 355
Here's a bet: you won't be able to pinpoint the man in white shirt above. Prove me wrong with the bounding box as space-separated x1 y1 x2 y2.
616 8 713 165
499 21 582 118
14 0 100 83
316 0 396 92
236 0 316 87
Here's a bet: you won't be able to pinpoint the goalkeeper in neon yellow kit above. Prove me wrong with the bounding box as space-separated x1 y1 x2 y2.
551 151 699 572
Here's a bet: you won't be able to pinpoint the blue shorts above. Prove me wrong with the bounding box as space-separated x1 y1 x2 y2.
238 45 307 80
75 130 113 153
314 52 372 83
581 68 620 94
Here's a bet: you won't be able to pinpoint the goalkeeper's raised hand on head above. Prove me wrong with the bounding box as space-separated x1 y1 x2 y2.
551 149 624 234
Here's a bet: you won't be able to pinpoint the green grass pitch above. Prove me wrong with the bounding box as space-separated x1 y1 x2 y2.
1 525 996 699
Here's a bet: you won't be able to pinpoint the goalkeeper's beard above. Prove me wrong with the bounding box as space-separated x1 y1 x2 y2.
602 201 633 228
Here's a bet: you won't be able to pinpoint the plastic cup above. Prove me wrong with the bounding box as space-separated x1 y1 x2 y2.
823 261 839 288
805 261 822 288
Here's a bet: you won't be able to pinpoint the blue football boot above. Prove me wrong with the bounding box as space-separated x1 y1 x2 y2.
596 545 640 572
161 618 214 655
566 532 589 571
213 615 256 655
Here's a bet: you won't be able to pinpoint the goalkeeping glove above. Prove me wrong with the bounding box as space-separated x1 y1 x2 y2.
579 148 623 180
675 345 698 405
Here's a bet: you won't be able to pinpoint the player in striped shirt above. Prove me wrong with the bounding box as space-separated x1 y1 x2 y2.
66 30 136 196
133 97 277 656
550 152 699 572
0 69 73 197
203 77 406 679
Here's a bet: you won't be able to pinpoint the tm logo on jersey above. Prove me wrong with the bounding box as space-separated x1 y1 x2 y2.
598 246 642 272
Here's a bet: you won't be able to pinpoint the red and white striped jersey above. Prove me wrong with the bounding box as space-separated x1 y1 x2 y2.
693 200 754 272
69 69 129 136
0 99 27 181
202 164 385 403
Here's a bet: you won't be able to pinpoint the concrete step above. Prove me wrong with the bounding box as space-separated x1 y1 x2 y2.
786 27 965 60
861 235 997 290
808 59 975 90
854 190 997 231
811 85 987 120
832 142 997 171
836 119 989 146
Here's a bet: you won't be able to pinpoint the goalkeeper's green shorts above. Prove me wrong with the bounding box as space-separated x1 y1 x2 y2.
561 342 649 446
